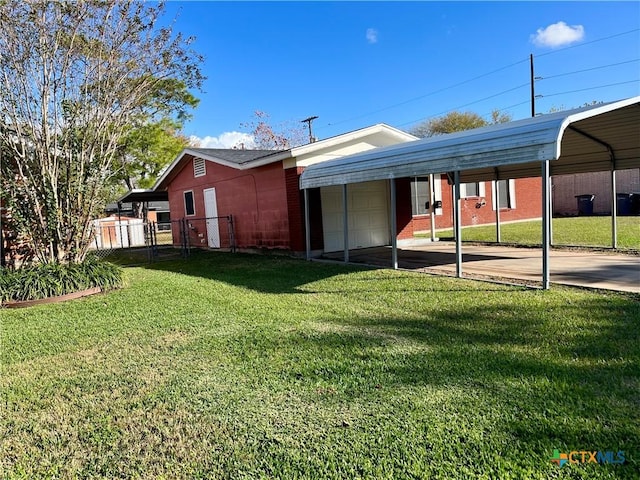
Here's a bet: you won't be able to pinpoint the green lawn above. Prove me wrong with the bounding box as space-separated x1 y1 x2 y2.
2 252 639 479
433 216 640 249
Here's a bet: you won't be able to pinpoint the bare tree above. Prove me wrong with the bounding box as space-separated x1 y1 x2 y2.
0 1 203 264
238 111 307 150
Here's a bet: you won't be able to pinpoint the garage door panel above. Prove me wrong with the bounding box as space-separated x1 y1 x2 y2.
321 180 390 252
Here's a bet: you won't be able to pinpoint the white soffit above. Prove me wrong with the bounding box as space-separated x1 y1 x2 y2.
300 96 640 189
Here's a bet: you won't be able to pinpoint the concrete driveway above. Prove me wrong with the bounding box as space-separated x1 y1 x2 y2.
324 242 640 293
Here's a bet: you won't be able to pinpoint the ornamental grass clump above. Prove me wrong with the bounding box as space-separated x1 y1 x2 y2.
0 257 123 302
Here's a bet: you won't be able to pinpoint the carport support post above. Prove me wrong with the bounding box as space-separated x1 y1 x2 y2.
549 176 554 246
611 169 617 249
304 188 311 261
454 170 462 278
493 179 501 243
342 184 349 263
542 160 551 290
390 178 398 270
429 174 436 242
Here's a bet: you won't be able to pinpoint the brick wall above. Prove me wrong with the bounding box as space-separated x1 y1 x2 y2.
167 155 291 249
395 176 542 236
285 167 324 252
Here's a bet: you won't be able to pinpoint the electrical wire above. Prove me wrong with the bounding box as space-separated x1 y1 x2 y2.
396 83 529 127
535 28 640 58
318 57 529 130
321 28 640 132
539 79 640 98
538 59 640 81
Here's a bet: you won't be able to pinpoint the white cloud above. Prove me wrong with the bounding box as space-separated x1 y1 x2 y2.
531 21 585 48
189 131 256 149
366 28 378 44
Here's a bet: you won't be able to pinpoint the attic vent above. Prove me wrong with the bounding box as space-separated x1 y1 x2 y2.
193 157 206 177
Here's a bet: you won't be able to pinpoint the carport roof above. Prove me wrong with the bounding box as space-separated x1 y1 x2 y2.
300 96 640 189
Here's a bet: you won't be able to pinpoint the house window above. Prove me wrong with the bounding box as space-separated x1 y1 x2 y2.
493 180 517 210
184 191 195 216
461 182 478 197
410 177 430 216
193 157 206 178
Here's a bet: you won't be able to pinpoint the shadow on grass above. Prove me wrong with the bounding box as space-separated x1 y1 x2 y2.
134 250 514 294
324 246 515 269
214 296 639 464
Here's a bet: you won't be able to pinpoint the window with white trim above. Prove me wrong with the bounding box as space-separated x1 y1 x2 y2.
492 180 517 210
461 182 485 198
410 177 430 216
184 190 195 216
193 157 206 177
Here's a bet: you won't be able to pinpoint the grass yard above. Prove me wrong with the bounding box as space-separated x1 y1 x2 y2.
433 216 640 250
2 251 639 479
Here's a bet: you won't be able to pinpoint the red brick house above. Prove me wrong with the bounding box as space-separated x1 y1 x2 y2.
152 124 542 254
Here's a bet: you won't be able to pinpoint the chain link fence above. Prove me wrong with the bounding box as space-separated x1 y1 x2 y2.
90 215 235 265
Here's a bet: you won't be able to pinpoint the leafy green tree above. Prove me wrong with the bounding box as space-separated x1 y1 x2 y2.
0 0 203 264
410 109 512 138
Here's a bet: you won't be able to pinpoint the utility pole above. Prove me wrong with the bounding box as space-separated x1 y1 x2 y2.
301 116 318 143
530 54 535 118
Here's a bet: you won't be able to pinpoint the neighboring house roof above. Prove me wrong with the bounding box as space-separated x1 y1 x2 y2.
153 123 418 191
300 96 640 189
116 188 169 204
106 200 169 212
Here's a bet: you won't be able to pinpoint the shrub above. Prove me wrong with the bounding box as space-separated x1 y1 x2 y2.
0 257 123 302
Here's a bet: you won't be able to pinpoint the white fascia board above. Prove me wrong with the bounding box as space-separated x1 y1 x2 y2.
290 124 417 158
152 149 189 190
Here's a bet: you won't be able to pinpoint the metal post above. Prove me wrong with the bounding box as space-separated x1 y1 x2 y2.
549 176 554 246
611 169 617 249
304 188 311 261
342 184 349 263
542 160 551 290
390 179 398 270
454 171 462 278
228 215 236 253
429 174 436 241
493 179 501 243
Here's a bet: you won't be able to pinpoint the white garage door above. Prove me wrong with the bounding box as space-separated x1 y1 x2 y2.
320 180 390 252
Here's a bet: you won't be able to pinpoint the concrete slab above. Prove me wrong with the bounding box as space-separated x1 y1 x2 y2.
324 243 640 293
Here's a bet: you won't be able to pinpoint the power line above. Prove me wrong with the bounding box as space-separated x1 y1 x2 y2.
539 59 640 81
397 82 529 127
319 57 529 130
539 79 640 98
536 28 640 58
321 28 640 132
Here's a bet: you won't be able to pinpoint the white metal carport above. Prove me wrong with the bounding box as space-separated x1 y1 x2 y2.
300 96 640 289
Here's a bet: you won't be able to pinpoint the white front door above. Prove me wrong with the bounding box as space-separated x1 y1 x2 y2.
203 188 220 248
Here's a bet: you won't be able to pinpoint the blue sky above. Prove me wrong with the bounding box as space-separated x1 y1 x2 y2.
161 1 640 148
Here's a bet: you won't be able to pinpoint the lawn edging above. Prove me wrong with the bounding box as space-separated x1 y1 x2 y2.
2 286 103 309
